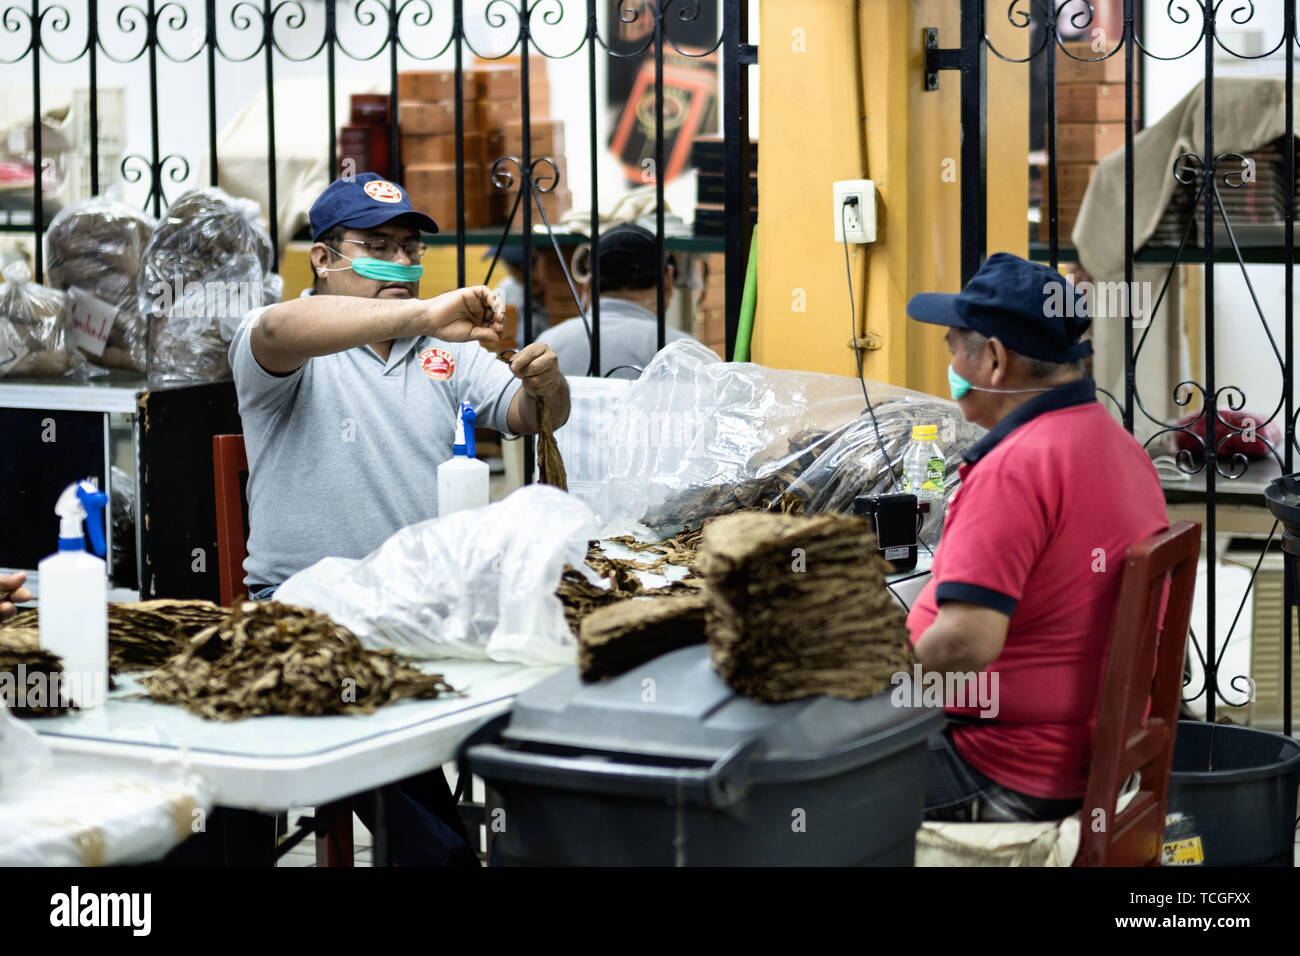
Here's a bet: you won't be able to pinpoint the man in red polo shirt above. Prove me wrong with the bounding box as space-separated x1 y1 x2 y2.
904 252 1168 822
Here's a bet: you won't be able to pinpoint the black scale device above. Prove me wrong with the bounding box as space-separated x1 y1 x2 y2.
853 494 930 573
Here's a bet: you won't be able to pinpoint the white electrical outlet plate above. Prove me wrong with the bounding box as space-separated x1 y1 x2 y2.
833 179 876 244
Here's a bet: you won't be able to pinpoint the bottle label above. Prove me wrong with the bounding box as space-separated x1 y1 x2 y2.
923 455 945 492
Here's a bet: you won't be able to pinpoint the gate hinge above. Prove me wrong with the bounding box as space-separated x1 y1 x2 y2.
924 27 961 92
848 332 883 352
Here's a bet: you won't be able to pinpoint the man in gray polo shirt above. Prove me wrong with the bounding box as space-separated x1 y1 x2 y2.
231 173 569 594
228 172 568 867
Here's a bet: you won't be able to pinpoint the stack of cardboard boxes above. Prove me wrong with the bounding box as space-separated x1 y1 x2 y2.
692 135 757 237
1042 42 1135 244
396 58 570 231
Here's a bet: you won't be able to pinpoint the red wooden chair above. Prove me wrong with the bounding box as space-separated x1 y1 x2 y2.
1074 519 1201 866
212 434 354 867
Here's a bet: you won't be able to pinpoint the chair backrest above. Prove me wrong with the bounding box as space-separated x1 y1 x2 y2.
1075 519 1201 867
212 434 249 607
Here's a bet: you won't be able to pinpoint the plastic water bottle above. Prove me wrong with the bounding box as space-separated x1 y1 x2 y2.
437 402 490 517
903 424 946 516
38 479 109 710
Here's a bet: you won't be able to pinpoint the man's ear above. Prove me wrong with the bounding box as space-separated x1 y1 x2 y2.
987 337 1010 386
309 242 332 274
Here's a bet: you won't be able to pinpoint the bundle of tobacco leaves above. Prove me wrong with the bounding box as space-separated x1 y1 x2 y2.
142 600 456 720
698 511 914 703
536 394 568 491
579 592 709 682
0 627 71 717
1 600 229 675
638 424 830 531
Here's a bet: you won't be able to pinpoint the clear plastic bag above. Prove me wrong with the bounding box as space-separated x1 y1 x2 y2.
137 187 281 383
44 197 157 372
599 340 984 539
0 699 53 793
0 261 87 379
780 400 987 546
275 485 597 666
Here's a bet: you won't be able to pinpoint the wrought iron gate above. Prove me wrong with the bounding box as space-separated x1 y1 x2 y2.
930 0 1296 732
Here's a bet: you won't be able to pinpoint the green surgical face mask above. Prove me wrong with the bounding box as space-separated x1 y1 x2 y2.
947 363 1056 401
322 247 424 283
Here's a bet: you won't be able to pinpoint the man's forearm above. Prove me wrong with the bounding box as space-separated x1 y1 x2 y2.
507 381 571 435
252 295 430 372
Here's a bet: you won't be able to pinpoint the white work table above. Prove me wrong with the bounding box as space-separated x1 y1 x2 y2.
32 658 561 814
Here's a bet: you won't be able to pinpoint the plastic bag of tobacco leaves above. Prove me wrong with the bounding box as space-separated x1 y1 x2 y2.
137 187 281 384
277 484 596 666
0 261 92 380
777 399 986 547
600 339 966 538
45 197 157 372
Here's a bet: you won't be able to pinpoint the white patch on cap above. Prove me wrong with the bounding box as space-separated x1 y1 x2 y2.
364 180 403 203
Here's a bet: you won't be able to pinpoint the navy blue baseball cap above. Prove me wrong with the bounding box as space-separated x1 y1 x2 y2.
308 172 438 240
906 252 1092 363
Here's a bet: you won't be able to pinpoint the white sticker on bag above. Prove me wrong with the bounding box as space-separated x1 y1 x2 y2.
66 287 116 359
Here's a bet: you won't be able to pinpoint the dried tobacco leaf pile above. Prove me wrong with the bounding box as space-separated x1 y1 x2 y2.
698 511 914 703
1 600 229 675
142 600 457 720
0 627 71 717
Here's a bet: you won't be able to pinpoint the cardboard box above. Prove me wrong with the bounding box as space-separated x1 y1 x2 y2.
398 101 455 136
396 70 456 102
1056 42 1126 85
1056 122 1126 162
418 192 492 231
696 306 724 344
1056 82 1136 123
401 131 491 167
1041 162 1097 209
476 98 522 131
474 65 522 101
405 162 484 204
502 119 565 158
1037 202 1081 243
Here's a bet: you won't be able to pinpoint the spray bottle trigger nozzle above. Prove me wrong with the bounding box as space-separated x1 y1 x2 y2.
75 482 109 558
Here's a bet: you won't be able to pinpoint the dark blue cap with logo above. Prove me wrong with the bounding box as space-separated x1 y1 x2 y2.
308 172 439 240
906 252 1092 363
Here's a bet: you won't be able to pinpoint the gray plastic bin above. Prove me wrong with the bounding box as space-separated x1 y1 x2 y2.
461 644 943 866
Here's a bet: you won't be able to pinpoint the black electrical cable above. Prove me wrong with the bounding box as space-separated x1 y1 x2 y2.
840 198 934 560
840 198 899 493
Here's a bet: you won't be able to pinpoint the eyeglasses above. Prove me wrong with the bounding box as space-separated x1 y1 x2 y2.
339 237 427 262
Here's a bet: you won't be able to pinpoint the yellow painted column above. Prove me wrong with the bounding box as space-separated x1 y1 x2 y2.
753 0 1028 395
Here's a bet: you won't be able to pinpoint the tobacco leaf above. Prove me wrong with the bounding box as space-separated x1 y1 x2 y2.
536 394 568 491
2 600 229 675
141 600 457 721
578 592 709 682
0 628 72 717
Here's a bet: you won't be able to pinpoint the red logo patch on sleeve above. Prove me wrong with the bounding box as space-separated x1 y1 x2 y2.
418 347 455 380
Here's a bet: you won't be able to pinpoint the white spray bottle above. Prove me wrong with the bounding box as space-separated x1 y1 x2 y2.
437 402 490 517
38 479 109 711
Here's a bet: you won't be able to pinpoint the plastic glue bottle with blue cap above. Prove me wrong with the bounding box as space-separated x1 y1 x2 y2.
38 478 109 710
438 402 489 517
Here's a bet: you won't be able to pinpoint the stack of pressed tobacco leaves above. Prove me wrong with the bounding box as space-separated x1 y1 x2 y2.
697 511 914 703
143 601 457 720
0 626 70 717
578 592 709 682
